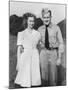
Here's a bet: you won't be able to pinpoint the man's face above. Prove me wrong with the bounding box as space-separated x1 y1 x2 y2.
27 17 34 29
42 12 51 25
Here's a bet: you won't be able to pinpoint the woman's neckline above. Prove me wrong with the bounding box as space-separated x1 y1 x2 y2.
26 28 34 34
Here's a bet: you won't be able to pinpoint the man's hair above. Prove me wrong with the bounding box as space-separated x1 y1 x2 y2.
42 8 52 17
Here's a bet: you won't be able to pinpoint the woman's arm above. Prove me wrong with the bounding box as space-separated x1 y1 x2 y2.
18 45 24 54
16 45 24 70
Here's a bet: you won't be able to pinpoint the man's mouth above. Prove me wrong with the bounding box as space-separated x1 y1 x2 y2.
45 21 49 23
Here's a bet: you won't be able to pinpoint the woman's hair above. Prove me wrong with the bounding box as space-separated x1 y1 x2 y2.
22 13 36 29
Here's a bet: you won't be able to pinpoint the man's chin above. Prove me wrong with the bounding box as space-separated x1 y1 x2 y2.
44 22 49 25
45 24 49 25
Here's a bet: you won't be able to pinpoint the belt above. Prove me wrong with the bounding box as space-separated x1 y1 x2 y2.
24 47 37 49
46 47 58 50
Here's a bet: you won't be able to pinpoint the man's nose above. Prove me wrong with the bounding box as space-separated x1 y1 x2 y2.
31 22 34 24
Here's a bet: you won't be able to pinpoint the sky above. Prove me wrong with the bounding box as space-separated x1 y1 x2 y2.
10 1 66 24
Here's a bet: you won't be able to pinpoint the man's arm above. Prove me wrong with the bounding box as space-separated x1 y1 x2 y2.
57 26 64 65
57 26 64 57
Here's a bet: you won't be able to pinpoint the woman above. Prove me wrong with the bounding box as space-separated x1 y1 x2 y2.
14 13 41 87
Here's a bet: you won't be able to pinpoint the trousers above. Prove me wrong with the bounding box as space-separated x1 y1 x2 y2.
40 48 58 85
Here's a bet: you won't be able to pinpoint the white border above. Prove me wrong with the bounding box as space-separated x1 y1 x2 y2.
0 0 68 90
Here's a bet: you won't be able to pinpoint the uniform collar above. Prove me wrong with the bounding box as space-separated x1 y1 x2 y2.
44 22 53 28
49 22 53 28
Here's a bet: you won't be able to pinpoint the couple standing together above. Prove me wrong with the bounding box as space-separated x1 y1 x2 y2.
14 8 64 87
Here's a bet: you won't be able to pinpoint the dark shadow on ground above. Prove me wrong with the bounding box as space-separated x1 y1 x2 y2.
57 65 66 86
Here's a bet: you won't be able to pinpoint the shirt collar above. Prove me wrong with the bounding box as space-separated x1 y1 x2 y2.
49 22 53 28
43 22 53 28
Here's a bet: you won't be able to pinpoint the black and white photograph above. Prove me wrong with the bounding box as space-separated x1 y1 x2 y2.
9 1 66 89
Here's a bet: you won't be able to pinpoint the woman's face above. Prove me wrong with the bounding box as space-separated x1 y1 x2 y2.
27 17 35 29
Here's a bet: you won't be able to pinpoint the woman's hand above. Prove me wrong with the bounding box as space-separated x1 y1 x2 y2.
39 41 45 49
20 46 24 54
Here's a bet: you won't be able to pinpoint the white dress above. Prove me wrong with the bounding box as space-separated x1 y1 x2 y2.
15 29 41 87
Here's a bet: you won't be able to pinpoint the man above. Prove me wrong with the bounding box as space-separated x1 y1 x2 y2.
38 8 64 86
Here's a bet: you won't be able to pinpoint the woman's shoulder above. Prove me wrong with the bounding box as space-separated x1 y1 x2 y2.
18 29 27 35
33 29 41 38
33 29 40 34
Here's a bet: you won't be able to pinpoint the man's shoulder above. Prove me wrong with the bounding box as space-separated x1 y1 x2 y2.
52 23 60 29
51 23 60 32
38 25 45 31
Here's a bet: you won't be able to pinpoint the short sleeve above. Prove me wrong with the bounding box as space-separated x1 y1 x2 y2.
17 32 23 46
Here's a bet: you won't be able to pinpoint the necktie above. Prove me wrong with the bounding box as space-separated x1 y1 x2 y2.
45 25 49 49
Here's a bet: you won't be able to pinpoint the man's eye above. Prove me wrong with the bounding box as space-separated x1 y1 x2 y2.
43 17 50 19
47 17 50 18
43 17 46 19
